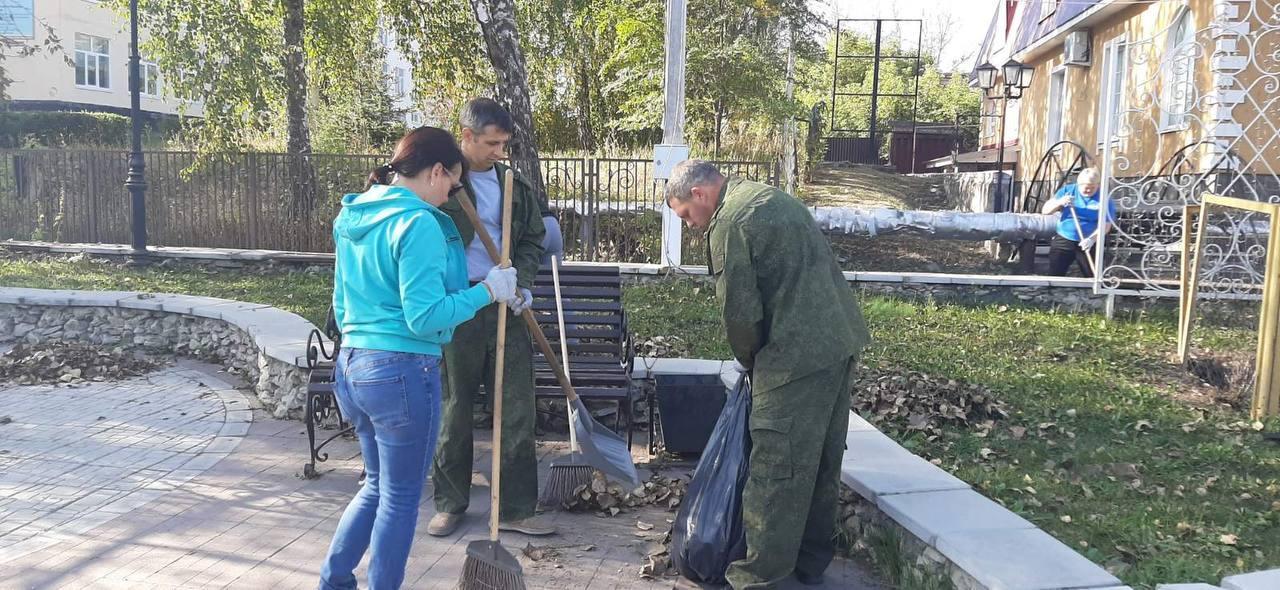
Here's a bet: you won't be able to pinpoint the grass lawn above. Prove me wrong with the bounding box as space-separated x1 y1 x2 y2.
3 255 1278 589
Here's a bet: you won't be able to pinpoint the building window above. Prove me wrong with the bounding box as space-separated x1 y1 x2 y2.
1047 68 1067 145
1097 37 1128 147
0 0 34 37
1161 9 1196 131
393 67 407 97
74 33 111 90
141 61 160 97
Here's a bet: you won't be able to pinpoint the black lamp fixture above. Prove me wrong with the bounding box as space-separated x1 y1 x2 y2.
975 57 1035 208
976 61 998 91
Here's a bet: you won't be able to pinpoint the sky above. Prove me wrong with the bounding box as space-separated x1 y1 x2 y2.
822 0 997 71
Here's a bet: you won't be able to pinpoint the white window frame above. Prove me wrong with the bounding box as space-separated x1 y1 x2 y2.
1160 8 1196 133
1097 35 1128 148
141 60 161 97
393 67 407 97
74 33 111 91
1047 66 1068 145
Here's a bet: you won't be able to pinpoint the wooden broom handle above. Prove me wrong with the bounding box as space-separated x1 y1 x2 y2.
454 186 582 403
489 169 514 541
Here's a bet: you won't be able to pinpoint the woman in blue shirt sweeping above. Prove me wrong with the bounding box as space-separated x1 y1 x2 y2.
1041 167 1115 277
320 127 518 590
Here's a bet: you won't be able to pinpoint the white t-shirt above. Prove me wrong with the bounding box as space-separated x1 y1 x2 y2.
466 167 504 282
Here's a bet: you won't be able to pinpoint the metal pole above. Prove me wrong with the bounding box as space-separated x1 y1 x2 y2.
909 20 922 173
868 20 883 161
125 0 147 253
994 93 1007 210
830 20 840 134
658 0 687 268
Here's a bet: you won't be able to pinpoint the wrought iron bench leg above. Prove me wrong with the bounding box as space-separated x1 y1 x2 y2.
303 388 322 479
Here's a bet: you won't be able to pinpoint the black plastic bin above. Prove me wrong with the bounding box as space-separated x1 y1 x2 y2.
654 374 728 455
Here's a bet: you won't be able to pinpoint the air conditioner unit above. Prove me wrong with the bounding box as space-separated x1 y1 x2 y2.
1064 30 1091 66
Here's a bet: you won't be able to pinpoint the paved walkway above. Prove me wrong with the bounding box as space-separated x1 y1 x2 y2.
0 361 883 589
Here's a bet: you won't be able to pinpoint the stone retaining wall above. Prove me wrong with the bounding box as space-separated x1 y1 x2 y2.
0 290 314 418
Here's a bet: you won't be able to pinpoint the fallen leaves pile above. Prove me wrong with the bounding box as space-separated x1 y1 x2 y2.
563 471 688 516
0 342 166 385
638 527 678 580
852 365 1009 436
636 335 689 358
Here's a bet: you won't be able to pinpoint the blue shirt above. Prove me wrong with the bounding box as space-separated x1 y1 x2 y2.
465 167 504 282
1055 184 1116 242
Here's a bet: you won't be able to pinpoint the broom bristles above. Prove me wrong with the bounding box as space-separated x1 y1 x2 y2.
458 540 526 590
538 461 595 509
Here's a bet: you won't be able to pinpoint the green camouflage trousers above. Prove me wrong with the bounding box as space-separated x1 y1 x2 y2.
726 357 856 590
431 304 540 521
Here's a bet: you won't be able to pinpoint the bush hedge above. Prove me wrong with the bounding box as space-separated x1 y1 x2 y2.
0 111 131 148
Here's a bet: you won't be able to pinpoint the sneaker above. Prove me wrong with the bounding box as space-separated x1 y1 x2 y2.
498 515 556 536
425 511 464 537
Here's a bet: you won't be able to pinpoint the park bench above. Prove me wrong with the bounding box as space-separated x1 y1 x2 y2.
529 264 638 448
301 263 638 477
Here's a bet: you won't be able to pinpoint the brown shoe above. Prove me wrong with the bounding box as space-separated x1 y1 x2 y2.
498 515 556 536
426 511 464 537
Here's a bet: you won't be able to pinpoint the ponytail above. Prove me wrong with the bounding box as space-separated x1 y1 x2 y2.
364 127 465 191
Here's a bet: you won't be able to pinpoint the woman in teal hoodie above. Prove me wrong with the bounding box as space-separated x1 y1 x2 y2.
320 127 518 590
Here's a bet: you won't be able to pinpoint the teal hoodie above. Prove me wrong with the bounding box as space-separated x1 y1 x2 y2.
332 184 493 356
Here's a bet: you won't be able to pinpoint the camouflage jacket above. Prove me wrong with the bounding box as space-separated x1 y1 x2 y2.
706 177 870 393
438 161 546 289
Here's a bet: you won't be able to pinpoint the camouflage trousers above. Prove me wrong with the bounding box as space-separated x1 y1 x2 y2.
726 356 856 590
430 304 540 522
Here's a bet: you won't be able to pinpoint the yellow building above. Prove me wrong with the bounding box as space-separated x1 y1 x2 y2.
970 0 1279 295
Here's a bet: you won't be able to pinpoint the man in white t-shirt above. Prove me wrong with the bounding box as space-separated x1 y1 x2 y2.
427 98 560 538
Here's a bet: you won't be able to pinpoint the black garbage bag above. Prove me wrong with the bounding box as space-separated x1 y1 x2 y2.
671 373 752 584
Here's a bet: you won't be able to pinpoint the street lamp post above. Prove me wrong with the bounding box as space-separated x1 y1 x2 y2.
124 0 148 255
976 59 1035 211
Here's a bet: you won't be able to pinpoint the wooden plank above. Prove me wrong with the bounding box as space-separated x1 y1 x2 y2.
1178 204 1200 362
531 301 621 313
533 275 622 287
535 386 630 399
530 313 622 326
1179 203 1211 365
1254 210 1280 418
1203 194 1280 216
536 326 624 339
531 285 621 299
537 264 621 276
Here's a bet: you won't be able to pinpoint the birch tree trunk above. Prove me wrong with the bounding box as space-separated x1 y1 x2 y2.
471 0 547 201
282 0 315 219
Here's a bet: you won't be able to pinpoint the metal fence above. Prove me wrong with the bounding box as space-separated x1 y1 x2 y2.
0 149 777 263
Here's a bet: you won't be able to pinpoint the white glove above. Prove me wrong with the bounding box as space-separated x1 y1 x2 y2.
1079 232 1099 250
506 288 534 314
730 359 749 374
482 266 518 303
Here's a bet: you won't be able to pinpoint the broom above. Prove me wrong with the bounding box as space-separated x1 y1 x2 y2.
537 255 595 509
459 169 526 590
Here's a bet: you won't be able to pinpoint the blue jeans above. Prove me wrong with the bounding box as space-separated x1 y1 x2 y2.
320 348 443 590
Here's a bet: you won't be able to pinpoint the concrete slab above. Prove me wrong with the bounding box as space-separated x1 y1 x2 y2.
841 431 969 499
877 489 1035 544
189 300 272 321
0 287 56 305
934 528 1121 590
632 357 724 378
1157 584 1225 590
114 293 169 312
60 291 139 307
160 295 236 316
1221 569 1280 590
847 412 877 433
